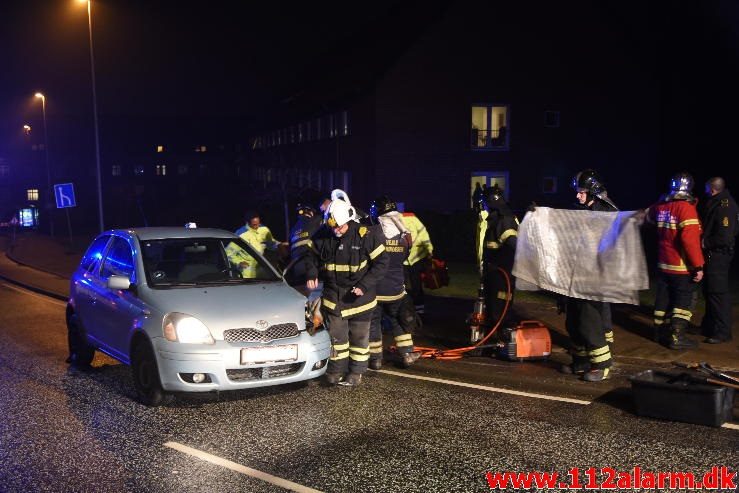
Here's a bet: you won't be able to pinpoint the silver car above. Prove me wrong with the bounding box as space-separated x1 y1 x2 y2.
66 226 330 405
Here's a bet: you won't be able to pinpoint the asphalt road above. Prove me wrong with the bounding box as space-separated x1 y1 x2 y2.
0 280 737 493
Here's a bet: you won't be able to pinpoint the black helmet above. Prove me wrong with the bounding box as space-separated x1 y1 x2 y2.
572 169 606 195
667 172 694 201
483 184 506 209
296 203 316 217
370 195 397 220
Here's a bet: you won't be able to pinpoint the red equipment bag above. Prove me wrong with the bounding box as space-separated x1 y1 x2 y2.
420 257 450 289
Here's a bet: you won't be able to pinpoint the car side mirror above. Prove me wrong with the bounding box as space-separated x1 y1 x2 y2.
107 275 131 291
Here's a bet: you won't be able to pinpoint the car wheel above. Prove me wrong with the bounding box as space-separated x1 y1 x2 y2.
131 338 170 406
67 313 95 367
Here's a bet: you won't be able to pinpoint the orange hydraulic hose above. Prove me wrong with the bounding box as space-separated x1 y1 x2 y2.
408 266 512 360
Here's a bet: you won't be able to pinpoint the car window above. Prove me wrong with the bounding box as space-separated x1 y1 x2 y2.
100 236 135 282
81 235 111 274
141 237 280 287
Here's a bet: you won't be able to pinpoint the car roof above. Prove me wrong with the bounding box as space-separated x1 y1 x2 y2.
108 227 239 241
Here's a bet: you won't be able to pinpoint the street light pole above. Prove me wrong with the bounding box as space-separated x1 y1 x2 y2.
82 0 105 232
35 92 54 237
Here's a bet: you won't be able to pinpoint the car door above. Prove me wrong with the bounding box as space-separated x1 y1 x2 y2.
96 235 147 361
74 234 112 340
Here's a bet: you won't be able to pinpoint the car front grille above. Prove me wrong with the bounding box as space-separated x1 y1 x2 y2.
223 323 300 343
226 363 305 382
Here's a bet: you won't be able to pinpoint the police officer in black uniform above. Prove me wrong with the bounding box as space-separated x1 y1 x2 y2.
563 169 618 382
699 176 738 343
475 184 519 327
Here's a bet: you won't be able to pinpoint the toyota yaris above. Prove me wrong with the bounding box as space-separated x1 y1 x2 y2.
66 226 330 405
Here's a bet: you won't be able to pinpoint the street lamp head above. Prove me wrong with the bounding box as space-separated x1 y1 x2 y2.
35 92 45 100
23 125 31 131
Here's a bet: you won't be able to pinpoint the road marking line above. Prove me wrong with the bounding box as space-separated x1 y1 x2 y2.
722 423 739 430
0 281 66 307
376 369 592 405
164 441 324 493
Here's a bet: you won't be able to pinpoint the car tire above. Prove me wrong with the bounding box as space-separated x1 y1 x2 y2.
67 313 95 368
131 338 170 406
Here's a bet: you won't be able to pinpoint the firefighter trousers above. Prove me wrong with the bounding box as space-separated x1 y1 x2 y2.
369 298 415 363
653 272 696 339
565 298 612 371
483 263 515 326
324 310 371 376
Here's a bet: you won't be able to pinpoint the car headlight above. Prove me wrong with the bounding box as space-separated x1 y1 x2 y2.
162 312 215 344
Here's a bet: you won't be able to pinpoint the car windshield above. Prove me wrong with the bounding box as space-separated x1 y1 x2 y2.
141 237 280 287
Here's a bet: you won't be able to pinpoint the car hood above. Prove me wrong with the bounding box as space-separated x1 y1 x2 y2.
143 282 307 338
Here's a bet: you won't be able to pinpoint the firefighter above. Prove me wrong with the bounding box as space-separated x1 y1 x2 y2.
234 211 287 278
286 203 323 293
305 193 389 386
646 172 704 349
562 169 617 381
475 184 518 327
368 196 421 370
699 176 737 344
401 210 434 315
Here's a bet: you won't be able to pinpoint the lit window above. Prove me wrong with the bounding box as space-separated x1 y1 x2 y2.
470 104 509 150
27 189 39 201
545 110 560 128
329 115 336 138
0 164 9 177
298 123 304 142
112 165 121 176
200 145 207 152
156 164 167 176
134 165 145 176
156 145 165 153
177 164 188 175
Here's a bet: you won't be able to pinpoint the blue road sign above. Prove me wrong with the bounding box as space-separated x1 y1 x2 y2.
54 183 76 209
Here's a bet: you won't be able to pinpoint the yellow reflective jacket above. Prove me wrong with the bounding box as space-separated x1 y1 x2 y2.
401 213 433 266
237 225 279 278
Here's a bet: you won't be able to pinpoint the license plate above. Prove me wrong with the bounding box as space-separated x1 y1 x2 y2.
241 345 298 364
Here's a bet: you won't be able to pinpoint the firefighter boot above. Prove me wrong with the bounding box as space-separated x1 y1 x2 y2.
582 367 610 382
667 320 698 350
401 351 421 368
369 358 382 370
339 373 362 387
325 373 343 386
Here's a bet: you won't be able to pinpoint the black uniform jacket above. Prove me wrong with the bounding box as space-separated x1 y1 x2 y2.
306 222 389 318
700 189 738 252
483 205 519 270
376 230 410 301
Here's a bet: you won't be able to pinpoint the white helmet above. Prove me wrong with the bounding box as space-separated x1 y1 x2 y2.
324 198 357 228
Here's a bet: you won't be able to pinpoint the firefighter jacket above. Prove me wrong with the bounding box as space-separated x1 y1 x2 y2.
289 214 322 261
401 213 433 266
647 198 704 275
699 189 739 253
305 222 389 318
376 214 411 301
476 207 519 269
236 225 280 278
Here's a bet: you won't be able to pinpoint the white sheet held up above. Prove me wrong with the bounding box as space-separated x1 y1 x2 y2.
512 207 649 305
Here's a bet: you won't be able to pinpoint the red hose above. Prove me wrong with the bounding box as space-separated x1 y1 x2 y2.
407 267 512 361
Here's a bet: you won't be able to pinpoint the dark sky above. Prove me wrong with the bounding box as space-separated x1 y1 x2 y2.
0 0 406 124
